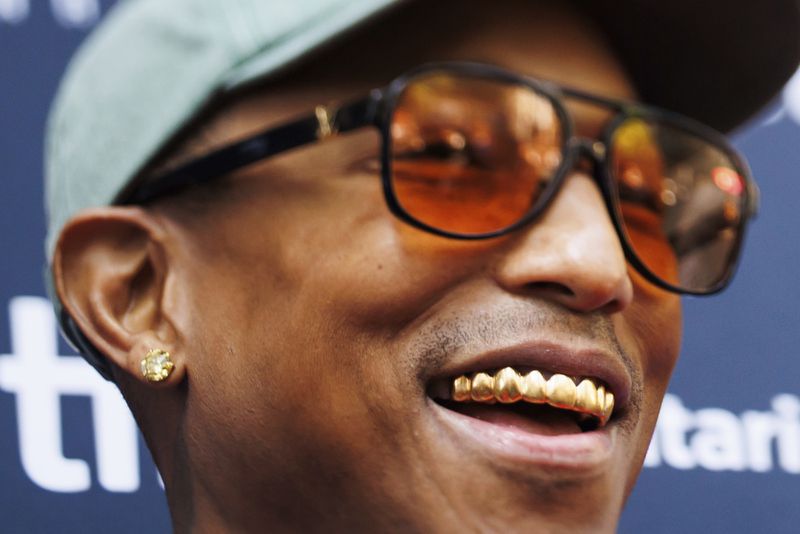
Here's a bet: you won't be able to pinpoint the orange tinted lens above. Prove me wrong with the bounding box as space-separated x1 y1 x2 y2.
611 118 746 291
390 73 563 235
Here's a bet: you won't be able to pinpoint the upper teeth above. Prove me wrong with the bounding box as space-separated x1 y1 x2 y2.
451 367 614 426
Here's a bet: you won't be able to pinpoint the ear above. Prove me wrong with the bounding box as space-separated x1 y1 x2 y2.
53 206 186 386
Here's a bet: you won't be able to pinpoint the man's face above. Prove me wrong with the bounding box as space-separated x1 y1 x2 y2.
158 2 681 531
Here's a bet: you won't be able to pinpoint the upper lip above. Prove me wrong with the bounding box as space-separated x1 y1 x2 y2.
426 340 632 414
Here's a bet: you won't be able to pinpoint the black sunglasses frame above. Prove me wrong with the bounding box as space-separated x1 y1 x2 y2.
119 61 758 296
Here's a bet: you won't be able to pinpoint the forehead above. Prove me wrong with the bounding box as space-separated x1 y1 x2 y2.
194 0 635 149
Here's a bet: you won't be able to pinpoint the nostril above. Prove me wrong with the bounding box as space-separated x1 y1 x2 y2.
526 281 575 298
523 276 632 314
580 274 634 313
605 276 634 313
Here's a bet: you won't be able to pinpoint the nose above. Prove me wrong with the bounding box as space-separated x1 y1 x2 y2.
493 172 634 313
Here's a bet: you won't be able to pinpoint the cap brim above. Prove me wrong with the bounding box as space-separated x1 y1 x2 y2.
586 0 800 132
226 0 800 133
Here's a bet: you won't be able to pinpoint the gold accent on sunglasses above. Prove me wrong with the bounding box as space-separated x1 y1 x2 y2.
315 104 337 140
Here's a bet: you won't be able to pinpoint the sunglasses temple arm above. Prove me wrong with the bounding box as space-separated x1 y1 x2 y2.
118 93 382 205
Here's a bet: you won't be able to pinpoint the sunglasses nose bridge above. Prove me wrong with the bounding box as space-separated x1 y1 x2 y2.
570 137 606 165
565 138 609 186
559 137 626 247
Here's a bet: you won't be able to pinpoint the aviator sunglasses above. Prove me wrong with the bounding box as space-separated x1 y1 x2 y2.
122 62 758 295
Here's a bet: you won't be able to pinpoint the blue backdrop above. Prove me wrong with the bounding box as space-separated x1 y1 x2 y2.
1 2 799 532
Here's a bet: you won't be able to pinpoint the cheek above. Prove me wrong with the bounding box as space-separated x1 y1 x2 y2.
174 245 407 500
185 127 505 346
617 269 682 411
630 287 682 387
613 283 681 496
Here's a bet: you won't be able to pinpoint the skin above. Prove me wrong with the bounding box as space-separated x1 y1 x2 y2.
54 1 682 532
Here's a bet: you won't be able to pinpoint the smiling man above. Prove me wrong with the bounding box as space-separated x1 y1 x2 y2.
45 0 799 532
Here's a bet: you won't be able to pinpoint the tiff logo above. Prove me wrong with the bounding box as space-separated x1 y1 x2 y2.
0 0 101 28
645 393 800 473
0 296 140 492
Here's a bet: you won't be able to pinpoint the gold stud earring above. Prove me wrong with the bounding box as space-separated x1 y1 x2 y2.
140 349 174 383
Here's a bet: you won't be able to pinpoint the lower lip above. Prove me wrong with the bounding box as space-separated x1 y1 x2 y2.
428 398 616 472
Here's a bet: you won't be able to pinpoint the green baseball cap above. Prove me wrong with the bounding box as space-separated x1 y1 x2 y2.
45 0 398 260
45 0 800 377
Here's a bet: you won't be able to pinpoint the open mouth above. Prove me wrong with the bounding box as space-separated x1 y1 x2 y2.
429 367 615 435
